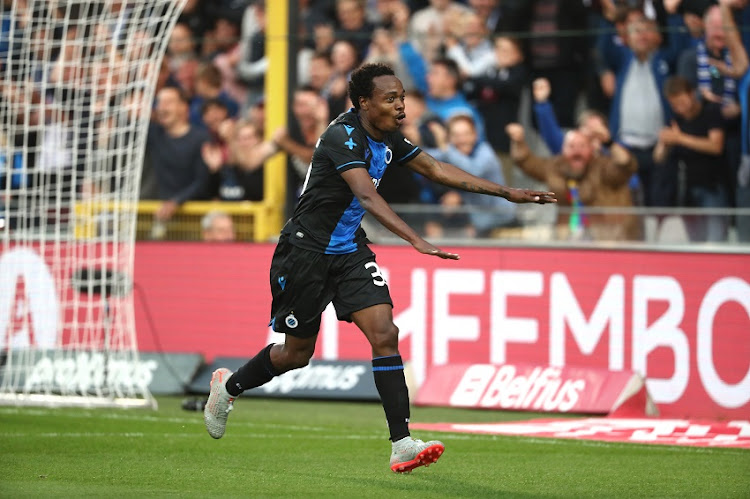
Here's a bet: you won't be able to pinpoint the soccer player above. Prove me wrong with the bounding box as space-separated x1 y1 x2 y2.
204 63 557 473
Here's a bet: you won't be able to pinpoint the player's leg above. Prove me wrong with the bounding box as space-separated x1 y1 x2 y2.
333 248 444 472
205 335 319 440
226 334 317 396
351 305 444 473
205 236 328 439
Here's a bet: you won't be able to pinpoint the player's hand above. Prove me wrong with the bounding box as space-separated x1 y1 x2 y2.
413 240 460 260
506 188 557 204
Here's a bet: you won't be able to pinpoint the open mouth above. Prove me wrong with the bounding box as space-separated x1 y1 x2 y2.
396 113 406 125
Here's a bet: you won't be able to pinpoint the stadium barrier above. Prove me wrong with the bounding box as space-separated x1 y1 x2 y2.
2 241 748 419
414 363 658 417
73 200 278 241
189 358 379 400
126 242 748 420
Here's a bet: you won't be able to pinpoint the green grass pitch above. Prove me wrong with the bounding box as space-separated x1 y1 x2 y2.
1 397 748 498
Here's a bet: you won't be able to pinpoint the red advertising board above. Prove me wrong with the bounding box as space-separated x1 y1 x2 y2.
2 242 749 419
414 363 656 416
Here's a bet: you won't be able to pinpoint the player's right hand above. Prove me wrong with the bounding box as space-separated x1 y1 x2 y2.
413 240 460 260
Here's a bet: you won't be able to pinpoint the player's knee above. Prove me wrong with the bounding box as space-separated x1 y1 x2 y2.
369 322 399 353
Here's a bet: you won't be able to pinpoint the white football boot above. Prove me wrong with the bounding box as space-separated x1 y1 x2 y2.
203 368 235 439
390 437 445 473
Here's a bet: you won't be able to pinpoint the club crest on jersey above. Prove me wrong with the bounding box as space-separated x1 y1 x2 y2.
285 314 299 329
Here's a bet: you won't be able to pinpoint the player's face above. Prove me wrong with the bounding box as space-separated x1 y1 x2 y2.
361 75 406 134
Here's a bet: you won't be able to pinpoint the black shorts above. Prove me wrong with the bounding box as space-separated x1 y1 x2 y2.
268 235 393 337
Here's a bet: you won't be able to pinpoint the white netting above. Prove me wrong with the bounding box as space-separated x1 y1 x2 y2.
0 0 187 408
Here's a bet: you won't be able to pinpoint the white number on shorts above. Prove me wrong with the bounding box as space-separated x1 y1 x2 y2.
365 262 387 287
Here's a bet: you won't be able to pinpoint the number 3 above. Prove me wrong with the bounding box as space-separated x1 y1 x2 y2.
365 262 386 287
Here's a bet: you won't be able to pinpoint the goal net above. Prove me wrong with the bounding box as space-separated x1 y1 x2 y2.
0 0 187 408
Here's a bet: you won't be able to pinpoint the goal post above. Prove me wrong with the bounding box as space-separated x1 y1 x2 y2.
0 0 188 408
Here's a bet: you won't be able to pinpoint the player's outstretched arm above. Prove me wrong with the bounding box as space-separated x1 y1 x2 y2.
340 167 459 260
406 150 557 204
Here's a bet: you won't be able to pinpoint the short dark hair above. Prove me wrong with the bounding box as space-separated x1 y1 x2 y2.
663 75 695 97
161 85 190 104
348 63 395 110
432 58 461 84
196 63 223 88
201 98 228 116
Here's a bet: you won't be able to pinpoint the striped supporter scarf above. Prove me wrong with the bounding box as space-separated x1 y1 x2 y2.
696 39 736 105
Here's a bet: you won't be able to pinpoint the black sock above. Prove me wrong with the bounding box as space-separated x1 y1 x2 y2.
225 344 280 397
372 354 410 442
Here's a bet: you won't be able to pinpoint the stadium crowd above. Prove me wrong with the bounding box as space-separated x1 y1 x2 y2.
3 0 750 243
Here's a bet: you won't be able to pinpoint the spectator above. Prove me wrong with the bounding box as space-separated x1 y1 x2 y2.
271 86 330 208
177 0 211 54
236 1 267 109
444 11 495 78
167 23 197 74
655 76 729 242
308 51 349 118
604 16 676 207
468 0 504 33
190 62 240 127
397 91 444 205
425 58 485 139
739 66 750 242
509 0 589 129
677 1 749 215
201 99 231 140
409 0 472 62
201 12 242 60
677 3 749 103
246 95 265 129
595 7 646 105
334 0 375 59
532 77 617 157
173 57 200 99
331 39 360 80
363 2 428 93
507 122 641 241
400 90 443 150
147 86 211 227
371 0 410 29
427 115 517 237
464 35 527 182
34 98 75 205
201 210 236 242
202 119 276 202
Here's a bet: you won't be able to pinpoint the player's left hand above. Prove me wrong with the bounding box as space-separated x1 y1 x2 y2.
506 188 557 204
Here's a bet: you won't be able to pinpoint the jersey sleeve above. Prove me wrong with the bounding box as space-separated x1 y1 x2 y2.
391 131 422 164
322 123 368 174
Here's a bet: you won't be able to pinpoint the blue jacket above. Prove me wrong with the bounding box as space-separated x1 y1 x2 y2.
533 101 564 154
425 93 486 140
399 42 428 95
605 15 687 141
740 70 750 155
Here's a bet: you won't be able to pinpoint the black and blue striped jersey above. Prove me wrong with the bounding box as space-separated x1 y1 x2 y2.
282 109 421 254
